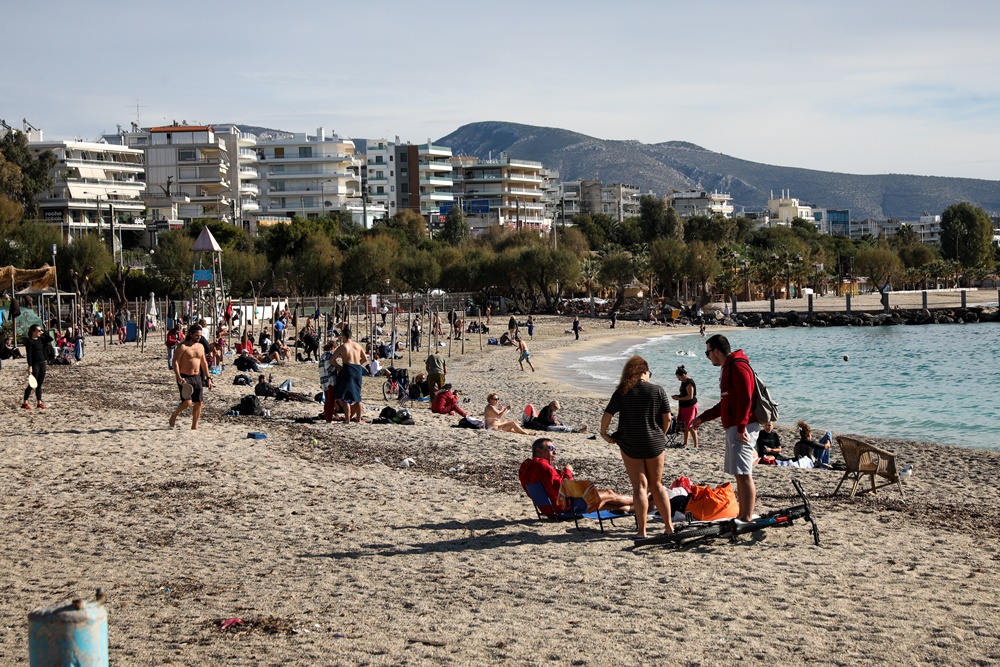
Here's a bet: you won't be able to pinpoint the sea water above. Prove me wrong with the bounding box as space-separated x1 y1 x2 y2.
563 323 1000 451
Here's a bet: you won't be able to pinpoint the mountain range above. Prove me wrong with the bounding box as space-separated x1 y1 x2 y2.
436 121 1000 221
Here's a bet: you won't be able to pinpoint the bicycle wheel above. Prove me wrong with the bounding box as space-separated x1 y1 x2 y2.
382 380 394 401
634 523 723 547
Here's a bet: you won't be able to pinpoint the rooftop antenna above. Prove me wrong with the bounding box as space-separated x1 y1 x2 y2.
23 118 40 132
129 99 147 126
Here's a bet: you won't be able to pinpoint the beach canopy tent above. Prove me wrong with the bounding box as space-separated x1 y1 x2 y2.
2 265 60 338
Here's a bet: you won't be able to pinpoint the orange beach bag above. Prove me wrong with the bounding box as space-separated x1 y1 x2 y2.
686 483 740 521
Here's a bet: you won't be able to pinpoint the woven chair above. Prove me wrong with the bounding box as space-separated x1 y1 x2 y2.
832 436 905 500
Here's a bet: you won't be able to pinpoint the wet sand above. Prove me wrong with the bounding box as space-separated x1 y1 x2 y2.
1 316 998 665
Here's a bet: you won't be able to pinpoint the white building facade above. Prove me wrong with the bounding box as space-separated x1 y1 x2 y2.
669 190 734 218
452 154 549 236
31 138 146 240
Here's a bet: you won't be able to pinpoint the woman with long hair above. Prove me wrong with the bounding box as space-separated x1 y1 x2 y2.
600 355 674 539
794 420 832 467
671 365 699 449
22 324 51 410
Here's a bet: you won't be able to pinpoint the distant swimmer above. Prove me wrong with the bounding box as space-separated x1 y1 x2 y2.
843 355 850 362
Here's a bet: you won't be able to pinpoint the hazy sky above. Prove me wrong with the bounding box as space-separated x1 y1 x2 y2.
4 0 999 180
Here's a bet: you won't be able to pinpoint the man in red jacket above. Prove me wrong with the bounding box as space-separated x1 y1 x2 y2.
519 438 574 516
693 334 760 521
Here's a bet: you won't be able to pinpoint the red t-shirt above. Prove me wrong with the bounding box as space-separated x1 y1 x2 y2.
518 457 572 515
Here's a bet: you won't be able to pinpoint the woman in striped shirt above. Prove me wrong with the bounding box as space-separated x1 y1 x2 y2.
600 356 674 540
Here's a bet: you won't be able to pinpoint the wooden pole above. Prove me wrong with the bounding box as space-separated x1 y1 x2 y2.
478 307 483 351
102 299 107 350
140 299 146 353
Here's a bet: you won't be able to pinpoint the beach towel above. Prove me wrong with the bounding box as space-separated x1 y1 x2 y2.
558 479 602 513
334 363 363 403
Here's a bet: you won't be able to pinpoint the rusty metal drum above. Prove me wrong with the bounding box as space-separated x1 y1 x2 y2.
28 589 108 667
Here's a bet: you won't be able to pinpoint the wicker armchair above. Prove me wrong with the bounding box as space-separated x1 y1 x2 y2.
832 436 905 500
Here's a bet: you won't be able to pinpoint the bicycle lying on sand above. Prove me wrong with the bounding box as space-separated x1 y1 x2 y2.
633 479 820 548
381 367 411 402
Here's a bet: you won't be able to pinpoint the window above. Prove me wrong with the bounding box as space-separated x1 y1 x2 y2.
375 156 383 164
376 171 384 178
302 196 314 208
299 147 312 158
390 170 393 177
400 183 409 194
390 185 394 192
389 155 393 161
399 153 407 163
178 149 196 162
376 186 384 194
272 165 284 173
272 181 286 192
275 197 286 208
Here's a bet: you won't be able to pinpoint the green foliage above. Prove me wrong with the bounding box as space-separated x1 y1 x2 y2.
650 237 686 298
684 214 739 246
0 131 57 217
556 226 590 259
638 195 668 243
439 207 470 246
187 218 254 252
341 234 398 294
598 250 634 292
855 246 903 293
940 202 993 269
0 220 60 268
62 233 113 303
396 249 441 292
898 243 938 269
150 231 194 297
684 241 721 296
222 249 270 298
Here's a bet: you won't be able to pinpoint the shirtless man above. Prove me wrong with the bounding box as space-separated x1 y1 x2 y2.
332 327 369 423
170 324 213 429
515 333 535 372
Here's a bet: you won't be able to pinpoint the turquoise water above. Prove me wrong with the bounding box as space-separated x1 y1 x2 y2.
563 323 1000 451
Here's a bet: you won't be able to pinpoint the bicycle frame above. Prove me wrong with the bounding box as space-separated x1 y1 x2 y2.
634 480 820 547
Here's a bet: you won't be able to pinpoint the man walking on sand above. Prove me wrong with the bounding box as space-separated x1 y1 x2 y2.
333 327 368 423
425 349 447 394
170 324 213 430
515 333 535 372
692 334 759 521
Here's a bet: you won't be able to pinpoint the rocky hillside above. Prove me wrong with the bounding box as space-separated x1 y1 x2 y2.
437 121 1000 220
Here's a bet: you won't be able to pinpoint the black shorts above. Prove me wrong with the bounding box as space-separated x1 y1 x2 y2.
180 374 204 403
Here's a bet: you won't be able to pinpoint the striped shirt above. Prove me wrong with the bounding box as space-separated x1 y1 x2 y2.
604 381 672 459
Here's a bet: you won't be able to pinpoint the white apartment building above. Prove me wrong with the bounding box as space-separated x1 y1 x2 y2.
767 191 814 225
126 124 249 224
452 154 549 236
669 190 734 219
557 181 583 220
256 128 383 226
222 128 260 222
31 137 146 240
910 214 942 244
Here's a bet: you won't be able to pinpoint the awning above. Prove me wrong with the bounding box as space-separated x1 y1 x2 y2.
75 166 106 179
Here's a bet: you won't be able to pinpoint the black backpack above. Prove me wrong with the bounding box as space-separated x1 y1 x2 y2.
239 395 265 416
232 374 251 386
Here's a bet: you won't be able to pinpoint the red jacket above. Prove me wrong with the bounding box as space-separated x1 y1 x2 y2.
518 457 573 515
699 349 755 434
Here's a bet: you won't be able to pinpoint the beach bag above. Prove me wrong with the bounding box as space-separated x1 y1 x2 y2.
232 374 251 386
733 358 779 424
686 483 740 521
379 406 398 420
487 337 499 346
238 395 265 417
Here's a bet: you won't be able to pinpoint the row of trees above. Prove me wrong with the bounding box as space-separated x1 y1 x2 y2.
2 127 997 310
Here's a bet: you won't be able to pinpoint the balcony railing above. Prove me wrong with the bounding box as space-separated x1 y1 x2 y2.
63 157 144 169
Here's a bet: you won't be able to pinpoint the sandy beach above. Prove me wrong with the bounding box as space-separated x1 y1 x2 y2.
1 314 999 666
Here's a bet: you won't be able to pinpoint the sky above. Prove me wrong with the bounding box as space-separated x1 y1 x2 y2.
4 0 1000 180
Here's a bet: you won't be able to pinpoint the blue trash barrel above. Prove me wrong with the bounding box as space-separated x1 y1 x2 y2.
125 322 137 343
28 589 108 667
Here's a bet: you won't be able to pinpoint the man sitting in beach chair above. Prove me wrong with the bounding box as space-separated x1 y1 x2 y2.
519 437 632 517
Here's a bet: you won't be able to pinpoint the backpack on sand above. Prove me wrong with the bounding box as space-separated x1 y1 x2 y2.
733 358 779 424
239 395 265 417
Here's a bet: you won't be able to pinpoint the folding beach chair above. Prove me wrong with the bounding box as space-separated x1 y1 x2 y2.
524 482 574 522
665 416 684 448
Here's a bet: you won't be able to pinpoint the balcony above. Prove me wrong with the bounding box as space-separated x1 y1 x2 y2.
420 176 454 186
508 173 543 183
63 157 144 171
262 169 357 180
240 183 259 195
239 167 259 179
427 192 454 201
418 160 453 171
260 153 354 164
